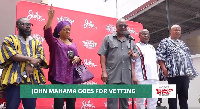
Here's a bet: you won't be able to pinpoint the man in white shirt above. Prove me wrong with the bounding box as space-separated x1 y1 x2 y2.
132 29 159 109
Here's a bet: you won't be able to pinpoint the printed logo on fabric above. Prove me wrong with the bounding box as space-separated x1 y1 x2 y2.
127 27 138 35
81 100 95 109
84 19 97 29
128 98 135 106
32 34 45 43
104 101 107 107
83 59 97 67
27 10 45 21
105 24 138 35
57 16 74 24
82 40 97 49
105 24 116 33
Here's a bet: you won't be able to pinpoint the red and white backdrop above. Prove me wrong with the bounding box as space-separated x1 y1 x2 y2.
16 1 143 109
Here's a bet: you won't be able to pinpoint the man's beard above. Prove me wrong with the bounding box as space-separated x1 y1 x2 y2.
18 28 31 36
118 31 127 36
118 31 124 36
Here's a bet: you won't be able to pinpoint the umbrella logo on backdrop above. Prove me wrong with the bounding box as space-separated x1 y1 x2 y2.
81 100 95 109
56 16 74 24
27 10 45 21
82 40 97 49
83 59 97 67
106 24 116 33
84 19 97 29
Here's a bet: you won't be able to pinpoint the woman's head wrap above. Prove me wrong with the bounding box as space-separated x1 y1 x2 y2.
56 21 71 32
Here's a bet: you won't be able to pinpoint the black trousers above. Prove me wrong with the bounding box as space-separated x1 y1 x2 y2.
5 85 36 109
50 76 76 109
167 76 190 109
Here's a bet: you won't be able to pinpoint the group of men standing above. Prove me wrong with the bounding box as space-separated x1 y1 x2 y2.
0 16 198 109
98 18 198 109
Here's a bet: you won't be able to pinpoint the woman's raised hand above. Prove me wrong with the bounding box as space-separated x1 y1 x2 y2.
48 4 54 19
45 4 54 30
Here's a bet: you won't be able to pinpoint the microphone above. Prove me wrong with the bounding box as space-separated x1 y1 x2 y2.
123 31 136 52
67 50 75 59
123 31 135 41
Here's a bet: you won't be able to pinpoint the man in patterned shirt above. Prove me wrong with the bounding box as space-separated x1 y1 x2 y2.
156 24 198 109
0 17 48 109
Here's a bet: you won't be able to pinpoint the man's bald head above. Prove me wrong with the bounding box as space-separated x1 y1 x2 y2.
139 29 150 44
139 29 149 34
170 24 181 39
171 24 181 30
16 17 29 26
116 18 126 25
116 18 128 36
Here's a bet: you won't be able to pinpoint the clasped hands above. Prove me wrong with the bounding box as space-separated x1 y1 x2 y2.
25 58 41 78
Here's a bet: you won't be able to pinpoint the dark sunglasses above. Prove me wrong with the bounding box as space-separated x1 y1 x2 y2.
18 23 33 27
119 24 128 28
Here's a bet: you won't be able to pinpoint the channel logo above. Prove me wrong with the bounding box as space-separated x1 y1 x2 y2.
152 84 176 98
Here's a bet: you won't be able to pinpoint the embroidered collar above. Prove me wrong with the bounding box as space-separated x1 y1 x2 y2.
17 35 33 45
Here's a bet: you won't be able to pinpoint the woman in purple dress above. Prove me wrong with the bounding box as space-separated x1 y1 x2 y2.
44 6 81 109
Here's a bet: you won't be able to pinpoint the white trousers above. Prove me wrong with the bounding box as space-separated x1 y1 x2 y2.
136 79 159 109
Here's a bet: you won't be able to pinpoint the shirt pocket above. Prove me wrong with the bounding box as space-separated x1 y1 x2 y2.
109 42 118 49
108 41 118 53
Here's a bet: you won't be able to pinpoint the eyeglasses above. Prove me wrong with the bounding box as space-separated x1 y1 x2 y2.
119 24 128 28
18 23 33 27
